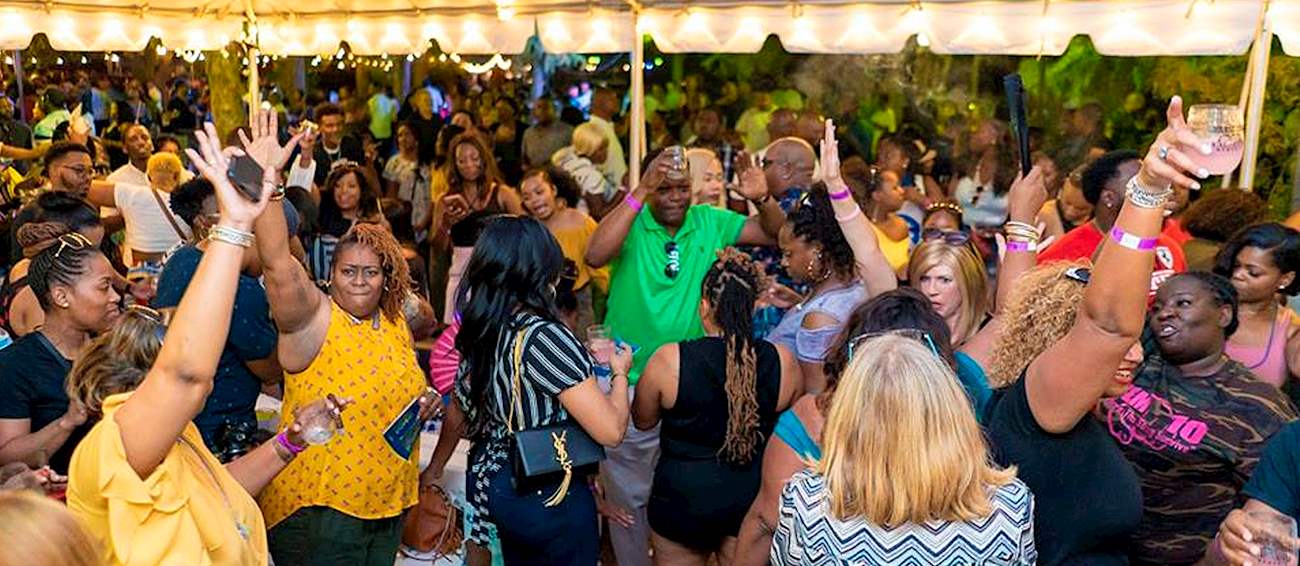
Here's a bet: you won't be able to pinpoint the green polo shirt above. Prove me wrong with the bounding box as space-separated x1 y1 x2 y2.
603 205 747 384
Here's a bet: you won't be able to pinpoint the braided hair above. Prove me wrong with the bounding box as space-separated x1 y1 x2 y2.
702 248 766 464
21 223 100 311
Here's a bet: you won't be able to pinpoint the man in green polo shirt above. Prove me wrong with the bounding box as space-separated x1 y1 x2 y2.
585 147 784 566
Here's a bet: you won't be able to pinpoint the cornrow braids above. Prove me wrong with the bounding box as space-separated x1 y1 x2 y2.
703 248 766 465
27 232 98 311
1170 271 1240 338
333 223 412 321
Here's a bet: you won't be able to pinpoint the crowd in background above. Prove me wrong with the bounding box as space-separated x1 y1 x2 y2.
2 60 1300 566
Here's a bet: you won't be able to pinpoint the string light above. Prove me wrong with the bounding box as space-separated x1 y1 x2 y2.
156 44 167 56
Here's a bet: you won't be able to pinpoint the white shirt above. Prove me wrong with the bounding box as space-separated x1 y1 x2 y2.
588 115 627 189
114 183 192 254
103 164 148 218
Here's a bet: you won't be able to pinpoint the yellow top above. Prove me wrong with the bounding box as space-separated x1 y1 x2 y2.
871 222 912 274
258 301 426 528
550 212 610 293
67 393 268 566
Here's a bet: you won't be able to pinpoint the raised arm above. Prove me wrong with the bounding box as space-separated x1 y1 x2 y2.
585 153 671 268
114 121 276 479
1027 96 1207 433
85 180 117 208
994 166 1050 315
733 153 785 246
822 120 896 297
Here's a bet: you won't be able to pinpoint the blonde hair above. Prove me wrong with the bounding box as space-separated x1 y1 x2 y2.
146 152 184 192
685 148 724 208
986 261 1087 388
571 123 606 158
817 335 1015 525
66 306 166 417
0 490 101 566
906 241 987 345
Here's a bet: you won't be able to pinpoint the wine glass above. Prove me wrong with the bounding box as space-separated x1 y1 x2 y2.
1248 509 1299 566
295 401 340 446
587 324 615 392
1186 104 1245 176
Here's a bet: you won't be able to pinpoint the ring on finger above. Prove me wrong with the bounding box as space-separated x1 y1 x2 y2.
1158 145 1170 161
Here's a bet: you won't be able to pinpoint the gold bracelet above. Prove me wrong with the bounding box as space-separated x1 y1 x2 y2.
208 225 254 248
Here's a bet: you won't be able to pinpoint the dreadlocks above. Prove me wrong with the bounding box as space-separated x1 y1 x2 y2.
704 247 766 465
333 223 411 321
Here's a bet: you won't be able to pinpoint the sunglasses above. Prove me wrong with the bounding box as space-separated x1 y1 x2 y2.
921 228 971 246
664 241 680 279
1063 266 1092 284
846 328 940 361
125 304 169 344
52 232 93 258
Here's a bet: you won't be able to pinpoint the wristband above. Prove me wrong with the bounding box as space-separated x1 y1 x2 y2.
276 431 307 455
208 225 254 248
829 187 852 201
835 206 862 223
1005 240 1037 253
624 194 644 213
1109 225 1158 251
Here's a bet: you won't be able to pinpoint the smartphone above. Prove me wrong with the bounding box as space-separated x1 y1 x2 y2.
1003 73 1032 176
226 154 266 202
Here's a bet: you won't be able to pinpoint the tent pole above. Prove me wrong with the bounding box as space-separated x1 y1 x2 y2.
1238 10 1272 190
629 8 644 187
243 0 260 125
12 51 26 123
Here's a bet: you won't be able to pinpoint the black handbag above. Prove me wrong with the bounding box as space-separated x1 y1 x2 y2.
506 329 604 506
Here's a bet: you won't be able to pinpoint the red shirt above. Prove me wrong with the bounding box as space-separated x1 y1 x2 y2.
1038 222 1185 295
1163 218 1192 245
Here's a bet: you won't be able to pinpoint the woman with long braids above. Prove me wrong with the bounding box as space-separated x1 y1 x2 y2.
633 249 803 565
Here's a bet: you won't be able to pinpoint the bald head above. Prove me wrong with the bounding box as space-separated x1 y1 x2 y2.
763 137 816 195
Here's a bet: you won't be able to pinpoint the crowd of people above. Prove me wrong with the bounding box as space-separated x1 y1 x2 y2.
2 61 1300 566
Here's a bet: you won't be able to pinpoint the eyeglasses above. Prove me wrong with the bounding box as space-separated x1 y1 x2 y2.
1063 266 1092 284
51 232 92 258
921 228 971 246
845 328 940 361
664 241 680 279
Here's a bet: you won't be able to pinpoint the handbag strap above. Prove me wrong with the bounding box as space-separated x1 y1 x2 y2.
506 328 526 434
149 187 189 241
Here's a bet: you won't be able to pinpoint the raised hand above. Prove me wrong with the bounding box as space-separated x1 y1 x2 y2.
822 119 845 191
186 122 272 231
237 109 304 176
1007 165 1049 222
1137 96 1213 192
733 151 769 202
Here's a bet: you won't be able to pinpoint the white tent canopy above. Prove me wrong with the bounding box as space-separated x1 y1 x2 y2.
0 0 1295 57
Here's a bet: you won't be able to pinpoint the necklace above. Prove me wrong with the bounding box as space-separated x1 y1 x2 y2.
178 436 252 542
1238 306 1281 370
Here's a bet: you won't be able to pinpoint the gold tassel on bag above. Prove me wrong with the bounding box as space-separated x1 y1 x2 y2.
543 430 573 507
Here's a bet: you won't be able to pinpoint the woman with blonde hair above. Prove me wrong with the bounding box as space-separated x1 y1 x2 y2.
552 122 620 217
86 151 192 266
983 97 1203 565
770 334 1034 565
907 239 987 348
0 490 101 566
685 147 725 208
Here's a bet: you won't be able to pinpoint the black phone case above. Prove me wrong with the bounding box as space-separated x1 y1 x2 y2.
227 155 266 201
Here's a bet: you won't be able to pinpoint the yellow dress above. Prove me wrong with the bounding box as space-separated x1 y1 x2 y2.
871 221 912 274
67 393 268 566
258 301 426 528
549 212 610 293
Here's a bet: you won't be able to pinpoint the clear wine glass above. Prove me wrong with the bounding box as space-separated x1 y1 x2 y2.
1186 104 1245 176
1248 509 1299 566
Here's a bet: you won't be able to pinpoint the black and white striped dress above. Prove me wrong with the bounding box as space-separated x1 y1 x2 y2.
453 312 591 545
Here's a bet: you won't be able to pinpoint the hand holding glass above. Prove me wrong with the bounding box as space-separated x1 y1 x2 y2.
1186 104 1245 176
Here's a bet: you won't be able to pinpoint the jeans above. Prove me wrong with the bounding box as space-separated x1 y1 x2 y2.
470 447 599 566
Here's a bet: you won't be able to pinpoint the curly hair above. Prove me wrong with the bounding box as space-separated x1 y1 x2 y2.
986 261 1089 388
702 248 767 465
786 187 855 280
1182 189 1269 243
65 306 166 416
331 223 411 322
168 176 214 229
521 166 581 209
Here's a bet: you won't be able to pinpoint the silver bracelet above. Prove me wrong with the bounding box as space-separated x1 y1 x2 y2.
1124 175 1173 209
208 225 254 248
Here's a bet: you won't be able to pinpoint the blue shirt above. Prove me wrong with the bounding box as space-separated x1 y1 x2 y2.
153 246 278 447
1244 421 1300 519
955 351 993 422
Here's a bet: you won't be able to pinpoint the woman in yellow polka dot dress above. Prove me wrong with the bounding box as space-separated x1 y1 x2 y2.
241 114 440 566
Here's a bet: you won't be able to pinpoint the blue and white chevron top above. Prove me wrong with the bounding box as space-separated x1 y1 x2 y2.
772 470 1036 565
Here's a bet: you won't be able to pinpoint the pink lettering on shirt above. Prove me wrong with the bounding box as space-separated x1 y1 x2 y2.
1104 386 1210 453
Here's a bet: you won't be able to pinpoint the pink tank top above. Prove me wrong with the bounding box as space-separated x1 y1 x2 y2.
1224 307 1295 388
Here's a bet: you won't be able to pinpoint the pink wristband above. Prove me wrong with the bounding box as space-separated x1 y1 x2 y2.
1005 240 1037 253
624 194 644 213
276 431 307 455
829 187 852 201
1109 226 1158 251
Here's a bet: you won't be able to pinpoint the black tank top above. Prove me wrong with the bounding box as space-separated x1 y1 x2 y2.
449 183 505 248
660 337 783 462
